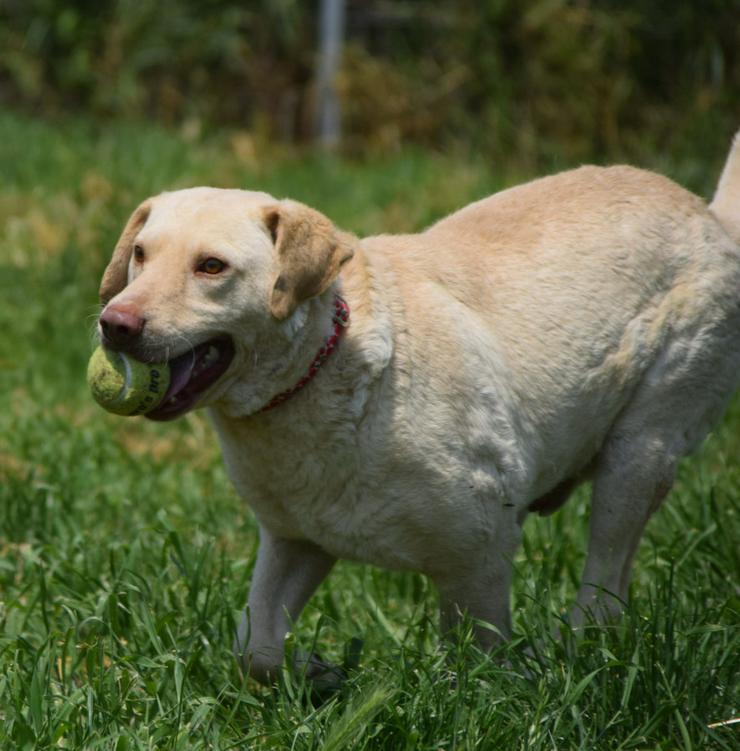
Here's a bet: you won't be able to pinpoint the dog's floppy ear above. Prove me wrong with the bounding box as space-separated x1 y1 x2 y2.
264 200 355 320
99 200 152 305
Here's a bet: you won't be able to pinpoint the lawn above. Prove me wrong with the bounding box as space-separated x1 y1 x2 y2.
0 111 738 749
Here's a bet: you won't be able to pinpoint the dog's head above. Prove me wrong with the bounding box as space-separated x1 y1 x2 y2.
97 188 355 420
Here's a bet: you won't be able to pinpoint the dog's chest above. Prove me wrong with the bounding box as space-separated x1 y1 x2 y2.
209 409 382 555
209 405 513 573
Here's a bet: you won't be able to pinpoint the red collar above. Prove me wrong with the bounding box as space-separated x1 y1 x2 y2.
260 296 350 413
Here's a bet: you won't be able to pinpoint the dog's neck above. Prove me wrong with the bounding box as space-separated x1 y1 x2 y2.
258 296 349 413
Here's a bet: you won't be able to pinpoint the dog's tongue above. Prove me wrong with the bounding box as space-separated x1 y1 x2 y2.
146 338 235 421
164 354 196 402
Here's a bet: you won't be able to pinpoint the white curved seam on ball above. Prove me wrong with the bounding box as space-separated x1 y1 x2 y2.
111 352 132 406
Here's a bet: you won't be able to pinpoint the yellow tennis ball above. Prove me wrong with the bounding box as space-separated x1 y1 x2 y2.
87 346 170 416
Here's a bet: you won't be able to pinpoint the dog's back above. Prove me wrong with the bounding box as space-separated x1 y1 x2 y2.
361 160 740 503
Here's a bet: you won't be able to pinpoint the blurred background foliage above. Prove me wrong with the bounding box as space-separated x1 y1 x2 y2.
0 0 738 165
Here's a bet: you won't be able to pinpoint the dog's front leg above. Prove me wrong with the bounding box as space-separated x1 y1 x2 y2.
234 527 337 687
434 520 522 650
436 567 513 651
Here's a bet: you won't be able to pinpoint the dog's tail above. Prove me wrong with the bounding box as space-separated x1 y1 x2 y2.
710 130 740 244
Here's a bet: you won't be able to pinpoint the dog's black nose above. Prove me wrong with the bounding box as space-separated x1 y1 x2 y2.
100 304 145 349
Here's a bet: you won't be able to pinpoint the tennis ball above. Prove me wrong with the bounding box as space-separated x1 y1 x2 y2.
87 346 170 416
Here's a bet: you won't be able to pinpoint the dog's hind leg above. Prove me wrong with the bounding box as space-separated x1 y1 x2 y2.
571 321 740 627
570 430 677 628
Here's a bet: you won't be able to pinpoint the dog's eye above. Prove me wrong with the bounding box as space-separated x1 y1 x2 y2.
198 257 226 275
133 245 145 263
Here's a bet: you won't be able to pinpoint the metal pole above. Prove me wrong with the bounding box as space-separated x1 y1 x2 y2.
315 0 345 150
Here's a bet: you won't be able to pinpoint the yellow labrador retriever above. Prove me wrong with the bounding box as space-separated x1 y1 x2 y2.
97 134 740 685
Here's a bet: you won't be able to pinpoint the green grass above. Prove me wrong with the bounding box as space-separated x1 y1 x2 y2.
0 110 738 749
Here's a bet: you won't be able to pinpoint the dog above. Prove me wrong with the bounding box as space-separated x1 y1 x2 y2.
96 133 740 685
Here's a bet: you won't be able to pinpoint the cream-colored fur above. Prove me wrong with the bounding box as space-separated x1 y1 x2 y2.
98 135 740 685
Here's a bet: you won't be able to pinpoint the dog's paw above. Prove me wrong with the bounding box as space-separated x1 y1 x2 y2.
303 654 347 701
297 638 364 702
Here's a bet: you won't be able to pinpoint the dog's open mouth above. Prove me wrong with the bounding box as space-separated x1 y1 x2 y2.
146 337 235 421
